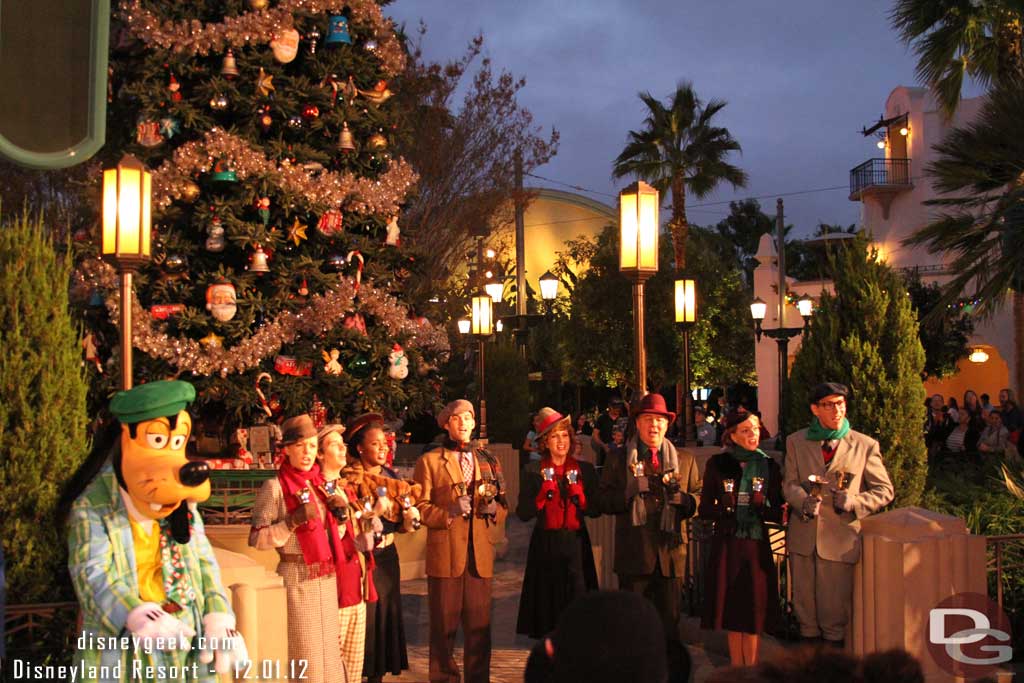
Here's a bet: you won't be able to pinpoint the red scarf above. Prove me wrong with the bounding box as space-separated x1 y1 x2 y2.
336 482 377 607
278 461 346 584
534 456 584 532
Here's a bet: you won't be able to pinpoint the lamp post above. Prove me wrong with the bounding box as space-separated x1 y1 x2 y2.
619 181 659 395
102 154 152 391
674 277 697 445
484 269 504 304
539 270 559 314
751 294 813 448
471 289 494 443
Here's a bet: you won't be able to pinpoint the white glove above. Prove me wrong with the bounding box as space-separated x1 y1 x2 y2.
125 603 195 653
370 515 384 534
373 494 394 518
199 612 249 674
354 531 376 552
802 496 822 518
402 506 421 532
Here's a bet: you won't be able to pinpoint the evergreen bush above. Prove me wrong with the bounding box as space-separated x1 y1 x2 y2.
785 235 927 506
0 210 89 602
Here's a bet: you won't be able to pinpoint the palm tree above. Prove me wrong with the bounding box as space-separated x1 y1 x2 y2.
889 0 1024 117
902 81 1024 395
612 82 747 272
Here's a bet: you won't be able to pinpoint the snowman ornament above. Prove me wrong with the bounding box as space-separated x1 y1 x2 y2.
388 343 409 380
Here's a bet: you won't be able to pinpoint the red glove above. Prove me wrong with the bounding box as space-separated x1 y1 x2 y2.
751 491 766 508
720 492 737 512
536 479 558 509
567 482 586 510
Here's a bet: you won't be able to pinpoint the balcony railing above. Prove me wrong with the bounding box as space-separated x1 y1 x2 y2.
849 158 912 199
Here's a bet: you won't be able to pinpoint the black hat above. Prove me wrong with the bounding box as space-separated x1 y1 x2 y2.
723 409 756 431
809 382 850 405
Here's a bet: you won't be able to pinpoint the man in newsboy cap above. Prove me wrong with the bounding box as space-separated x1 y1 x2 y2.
413 399 507 683
783 382 894 647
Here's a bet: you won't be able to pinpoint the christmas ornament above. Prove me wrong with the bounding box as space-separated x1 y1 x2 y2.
322 348 343 375
385 215 400 246
364 38 379 52
325 15 352 45
167 74 182 101
221 49 239 79
256 105 273 132
317 210 344 236
274 355 313 376
249 245 271 273
162 253 189 277
307 28 320 54
310 396 327 429
206 280 238 322
210 93 229 110
297 278 310 297
359 80 393 105
150 303 185 320
270 28 300 63
136 120 163 147
205 217 226 252
388 343 408 380
256 67 275 97
248 0 269 10
346 249 365 292
159 117 180 139
211 158 237 182
180 180 201 203
301 104 320 121
287 218 308 246
287 115 303 129
256 197 270 226
200 332 224 348
82 332 104 373
255 372 274 417
367 132 388 151
347 353 371 379
338 121 356 152
344 312 367 335
323 253 347 273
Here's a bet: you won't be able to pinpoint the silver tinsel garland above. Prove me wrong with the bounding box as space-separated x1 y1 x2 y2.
119 0 406 76
77 258 449 377
152 129 418 214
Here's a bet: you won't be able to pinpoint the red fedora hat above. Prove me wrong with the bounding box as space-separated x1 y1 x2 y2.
631 393 676 423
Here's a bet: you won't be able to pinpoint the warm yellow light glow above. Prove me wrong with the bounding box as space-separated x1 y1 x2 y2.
484 276 503 303
457 319 470 334
101 155 152 263
496 319 504 332
485 248 496 259
899 126 909 136
471 292 493 336
796 294 814 318
674 278 697 324
750 297 767 321
877 139 886 150
539 270 559 301
619 181 659 274
969 348 989 364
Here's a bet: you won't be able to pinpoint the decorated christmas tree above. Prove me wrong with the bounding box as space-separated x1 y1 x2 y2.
73 0 449 459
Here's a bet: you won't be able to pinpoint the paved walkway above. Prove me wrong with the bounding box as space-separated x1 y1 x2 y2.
388 517 740 682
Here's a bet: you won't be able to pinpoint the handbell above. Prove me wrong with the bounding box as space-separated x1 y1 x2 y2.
751 477 764 493
541 467 555 482
566 469 579 485
834 471 853 491
296 488 311 505
338 122 356 152
221 49 239 79
325 15 352 45
400 494 421 530
631 461 646 478
722 478 735 493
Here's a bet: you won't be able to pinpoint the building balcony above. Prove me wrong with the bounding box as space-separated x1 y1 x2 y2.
849 158 913 219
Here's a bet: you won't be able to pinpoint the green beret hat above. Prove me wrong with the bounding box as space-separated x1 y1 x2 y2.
109 380 196 425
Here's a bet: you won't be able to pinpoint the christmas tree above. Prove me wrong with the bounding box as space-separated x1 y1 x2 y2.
73 0 450 456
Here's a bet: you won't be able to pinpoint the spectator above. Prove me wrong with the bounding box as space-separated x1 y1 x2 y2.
695 408 717 447
946 397 960 423
999 389 1022 436
591 399 625 467
981 393 993 412
924 394 951 459
978 410 1011 456
576 412 594 436
522 413 544 466
963 390 982 419
944 409 979 456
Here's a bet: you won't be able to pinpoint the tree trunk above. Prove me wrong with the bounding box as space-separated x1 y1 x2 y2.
670 175 688 272
1016 290 1024 399
995 16 1024 82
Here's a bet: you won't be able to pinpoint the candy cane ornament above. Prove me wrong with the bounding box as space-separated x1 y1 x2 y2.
346 249 364 293
255 372 273 417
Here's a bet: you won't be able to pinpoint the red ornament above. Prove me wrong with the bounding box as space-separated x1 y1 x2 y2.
317 210 344 236
168 74 182 102
302 104 320 121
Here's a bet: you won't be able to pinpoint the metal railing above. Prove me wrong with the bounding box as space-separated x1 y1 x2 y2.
987 533 1024 611
849 158 912 197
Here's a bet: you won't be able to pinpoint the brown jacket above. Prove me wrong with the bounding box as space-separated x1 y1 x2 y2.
597 439 701 577
413 445 508 578
783 428 894 563
341 461 422 523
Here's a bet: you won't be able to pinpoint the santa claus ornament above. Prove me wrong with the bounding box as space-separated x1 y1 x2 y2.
206 281 237 322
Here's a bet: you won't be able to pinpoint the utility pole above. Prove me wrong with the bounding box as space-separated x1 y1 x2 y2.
514 149 527 358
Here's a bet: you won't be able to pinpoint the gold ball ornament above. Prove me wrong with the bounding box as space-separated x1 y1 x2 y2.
367 133 388 150
180 181 200 203
248 0 269 9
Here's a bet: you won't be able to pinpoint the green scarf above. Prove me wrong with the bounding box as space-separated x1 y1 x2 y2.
805 417 850 441
730 445 768 541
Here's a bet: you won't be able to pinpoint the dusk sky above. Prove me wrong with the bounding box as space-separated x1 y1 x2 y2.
386 1 980 237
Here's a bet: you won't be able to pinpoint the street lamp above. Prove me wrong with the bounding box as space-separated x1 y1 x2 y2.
471 290 494 442
484 270 504 303
457 318 470 335
539 270 559 303
619 180 659 395
674 277 697 445
751 293 813 448
102 154 152 390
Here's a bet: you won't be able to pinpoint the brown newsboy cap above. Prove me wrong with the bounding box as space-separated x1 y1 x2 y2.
280 414 318 445
436 398 475 428
808 382 850 405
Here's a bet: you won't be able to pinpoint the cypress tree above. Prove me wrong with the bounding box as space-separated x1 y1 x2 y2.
785 234 927 507
0 211 89 602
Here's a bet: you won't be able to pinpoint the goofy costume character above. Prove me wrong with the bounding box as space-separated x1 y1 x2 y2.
66 380 247 682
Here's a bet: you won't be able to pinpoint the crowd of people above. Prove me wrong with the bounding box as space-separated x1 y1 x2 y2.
924 388 1022 461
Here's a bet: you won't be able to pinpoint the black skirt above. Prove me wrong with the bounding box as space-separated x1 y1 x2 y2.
363 543 408 676
516 525 599 639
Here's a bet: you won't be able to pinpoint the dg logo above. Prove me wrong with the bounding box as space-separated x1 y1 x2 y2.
927 592 1013 679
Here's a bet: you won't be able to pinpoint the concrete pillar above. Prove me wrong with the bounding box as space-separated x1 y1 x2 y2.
851 507 987 682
